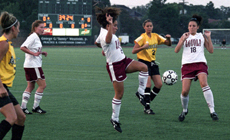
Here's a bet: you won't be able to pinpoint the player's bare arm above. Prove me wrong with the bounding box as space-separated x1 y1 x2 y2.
203 31 214 54
132 42 149 54
105 13 113 44
0 41 9 97
20 46 41 56
95 42 102 48
175 32 189 53
164 34 172 46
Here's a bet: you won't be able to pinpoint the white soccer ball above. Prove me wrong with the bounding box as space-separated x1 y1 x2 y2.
162 70 178 85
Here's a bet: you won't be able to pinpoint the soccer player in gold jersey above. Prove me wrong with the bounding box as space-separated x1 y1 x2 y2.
132 19 171 114
0 11 26 139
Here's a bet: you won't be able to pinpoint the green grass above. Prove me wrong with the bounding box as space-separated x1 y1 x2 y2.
1 46 230 140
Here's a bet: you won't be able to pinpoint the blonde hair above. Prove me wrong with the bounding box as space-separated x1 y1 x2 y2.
0 11 18 34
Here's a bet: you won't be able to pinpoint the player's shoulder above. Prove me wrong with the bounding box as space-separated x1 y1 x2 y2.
27 32 38 40
135 33 145 42
0 40 9 53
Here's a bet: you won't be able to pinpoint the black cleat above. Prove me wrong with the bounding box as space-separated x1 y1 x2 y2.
22 108 32 114
144 108 155 115
32 106 46 114
135 92 147 107
178 110 188 122
210 112 219 121
110 119 122 133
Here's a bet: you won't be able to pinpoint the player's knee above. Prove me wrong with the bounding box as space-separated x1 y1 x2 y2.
141 63 148 72
39 83 47 90
156 83 162 89
17 114 26 124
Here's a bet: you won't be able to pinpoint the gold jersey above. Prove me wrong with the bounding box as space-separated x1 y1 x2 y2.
134 33 166 62
0 35 16 87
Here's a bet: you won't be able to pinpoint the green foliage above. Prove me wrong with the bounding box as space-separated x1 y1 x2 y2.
1 47 230 139
0 0 38 30
1 0 229 43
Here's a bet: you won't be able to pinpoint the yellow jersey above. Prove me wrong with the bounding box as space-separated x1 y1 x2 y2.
0 35 16 87
134 33 166 62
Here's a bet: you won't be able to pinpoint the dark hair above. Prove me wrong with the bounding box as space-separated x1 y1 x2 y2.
29 20 44 35
0 11 18 34
190 14 202 26
142 19 152 27
95 7 121 28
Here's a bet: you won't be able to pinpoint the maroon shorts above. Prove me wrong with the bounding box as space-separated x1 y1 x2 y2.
24 67 45 82
106 57 133 82
181 62 208 80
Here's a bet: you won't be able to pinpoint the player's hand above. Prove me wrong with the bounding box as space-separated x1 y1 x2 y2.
165 34 171 38
42 52 48 57
101 50 105 56
204 30 211 37
182 32 190 41
106 13 113 24
33 51 41 56
143 41 149 49
0 87 8 98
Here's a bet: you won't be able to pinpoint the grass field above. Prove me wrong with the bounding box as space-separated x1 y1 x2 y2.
1 46 230 140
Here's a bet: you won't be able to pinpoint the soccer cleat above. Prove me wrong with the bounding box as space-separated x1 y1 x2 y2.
210 112 219 121
110 119 122 133
178 110 188 122
144 108 155 115
135 92 147 107
22 108 32 114
32 106 46 114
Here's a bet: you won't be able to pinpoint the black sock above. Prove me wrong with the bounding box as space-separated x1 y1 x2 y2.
150 87 161 101
0 120 12 140
11 124 25 140
144 88 151 109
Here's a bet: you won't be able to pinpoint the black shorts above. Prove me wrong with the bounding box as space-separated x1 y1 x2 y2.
139 59 160 76
0 84 19 108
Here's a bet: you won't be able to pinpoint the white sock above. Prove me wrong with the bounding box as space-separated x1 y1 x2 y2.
21 91 31 109
180 94 189 112
137 71 148 95
111 98 121 122
33 92 43 109
202 86 215 113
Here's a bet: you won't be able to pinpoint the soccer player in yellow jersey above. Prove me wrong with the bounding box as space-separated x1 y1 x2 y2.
0 11 26 139
132 19 172 114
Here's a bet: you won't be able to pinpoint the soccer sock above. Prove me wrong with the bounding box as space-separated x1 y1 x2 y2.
11 124 25 140
137 71 148 95
150 87 161 101
202 86 215 113
0 120 12 140
180 94 189 112
33 92 43 109
111 98 121 122
21 91 31 109
144 88 151 110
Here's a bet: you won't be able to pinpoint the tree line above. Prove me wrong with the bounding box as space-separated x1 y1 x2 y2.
0 0 229 44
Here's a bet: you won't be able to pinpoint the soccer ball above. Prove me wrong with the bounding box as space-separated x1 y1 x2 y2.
162 70 178 85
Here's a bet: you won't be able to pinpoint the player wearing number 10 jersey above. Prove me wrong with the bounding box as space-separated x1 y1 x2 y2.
175 14 218 121
95 7 148 133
